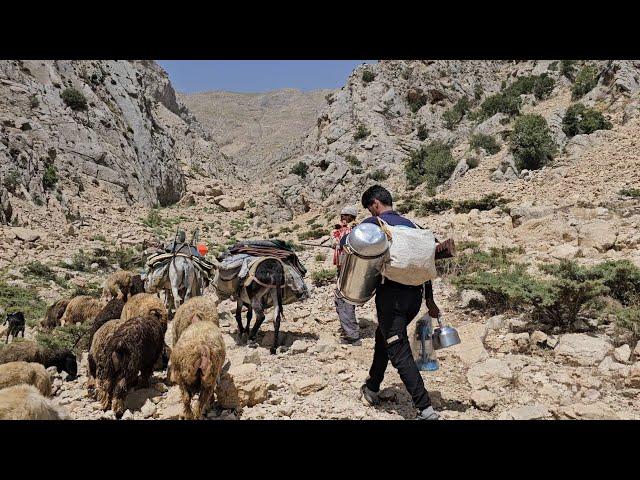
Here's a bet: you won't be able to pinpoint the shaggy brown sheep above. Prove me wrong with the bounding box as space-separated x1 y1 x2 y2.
77 298 126 352
169 321 226 419
41 299 70 330
130 274 145 296
95 312 167 417
0 384 68 420
102 270 134 301
59 295 104 326
87 318 124 399
0 361 52 396
121 293 168 325
171 296 219 346
0 341 77 379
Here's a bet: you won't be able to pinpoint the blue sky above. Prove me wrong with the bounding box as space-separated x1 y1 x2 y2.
157 60 377 94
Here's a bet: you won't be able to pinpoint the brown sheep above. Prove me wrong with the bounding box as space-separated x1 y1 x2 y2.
171 295 219 346
0 361 52 396
130 274 145 297
0 340 77 379
95 313 167 417
121 293 168 325
169 321 226 419
102 270 134 301
42 299 70 330
0 384 68 420
76 298 126 353
87 318 125 400
59 295 104 326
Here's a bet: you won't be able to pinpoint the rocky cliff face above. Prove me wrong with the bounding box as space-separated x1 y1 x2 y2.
264 60 640 221
179 88 331 180
0 60 230 226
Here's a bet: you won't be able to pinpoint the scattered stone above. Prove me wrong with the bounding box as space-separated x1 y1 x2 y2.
140 399 157 418
471 389 497 411
216 363 269 408
124 388 161 411
293 376 326 396
460 289 486 309
614 344 631 364
467 359 513 391
10 227 41 242
243 350 261 365
290 339 310 354
215 196 245 212
560 402 620 420
499 403 551 420
446 322 488 366
555 334 613 366
530 330 549 348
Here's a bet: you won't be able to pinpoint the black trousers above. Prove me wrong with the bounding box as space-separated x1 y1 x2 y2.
365 280 431 411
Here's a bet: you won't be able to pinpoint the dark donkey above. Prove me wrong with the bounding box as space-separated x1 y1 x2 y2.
235 258 285 354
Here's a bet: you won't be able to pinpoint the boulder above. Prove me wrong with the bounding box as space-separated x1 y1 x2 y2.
614 344 631 364
555 334 614 367
578 220 617 252
460 289 486 309
10 227 41 242
445 322 489 366
467 359 513 391
215 363 268 408
625 363 640 388
293 376 326 396
215 196 245 212
560 402 620 420
124 388 162 411
485 332 530 354
290 340 310 354
499 403 551 420
242 350 261 365
470 389 497 411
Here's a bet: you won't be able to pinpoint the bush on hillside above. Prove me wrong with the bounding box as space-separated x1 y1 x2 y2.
312 268 337 287
407 89 428 113
571 65 599 99
290 161 309 178
362 70 375 83
353 124 370 140
404 141 457 191
61 88 87 111
561 103 612 137
442 96 471 130
480 92 522 119
417 123 428 141
533 74 555 100
470 133 500 155
510 114 556 170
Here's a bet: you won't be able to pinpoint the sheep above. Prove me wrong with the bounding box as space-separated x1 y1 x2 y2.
169 321 226 419
130 274 145 297
59 295 104 326
171 295 219 346
95 312 167 417
0 340 77 379
0 361 52 396
121 293 168 325
0 384 68 420
102 270 136 301
77 298 126 353
3 312 25 343
87 318 125 399
42 299 70 330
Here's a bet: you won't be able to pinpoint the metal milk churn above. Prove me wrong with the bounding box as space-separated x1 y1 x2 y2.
336 222 389 305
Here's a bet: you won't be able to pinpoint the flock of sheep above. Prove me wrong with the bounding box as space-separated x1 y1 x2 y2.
0 270 226 420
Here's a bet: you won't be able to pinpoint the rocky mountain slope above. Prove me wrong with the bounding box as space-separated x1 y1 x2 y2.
0 60 234 230
179 88 330 179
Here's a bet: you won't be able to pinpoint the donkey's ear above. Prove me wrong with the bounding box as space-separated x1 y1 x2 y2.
17 312 25 322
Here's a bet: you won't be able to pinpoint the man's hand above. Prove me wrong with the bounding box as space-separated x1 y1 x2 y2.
426 300 440 319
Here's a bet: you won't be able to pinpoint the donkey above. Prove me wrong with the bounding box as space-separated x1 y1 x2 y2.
3 312 25 344
145 255 200 314
235 258 285 354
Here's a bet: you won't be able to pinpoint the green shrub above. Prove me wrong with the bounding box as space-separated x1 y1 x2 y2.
298 228 329 241
466 156 480 169
470 133 500 155
407 89 428 113
29 94 39 108
584 260 640 306
415 198 453 215
548 61 558 71
20 261 57 282
345 155 361 167
42 163 58 190
510 114 556 170
571 65 599 99
396 198 420 214
362 70 375 83
368 169 388 181
404 141 457 191
312 268 337 287
560 60 577 80
314 253 326 262
61 88 88 111
474 83 484 100
0 280 48 327
66 249 91 272
417 123 428 141
353 124 370 140
562 103 612 137
612 304 640 345
533 74 555 100
480 92 522 119
290 161 309 178
620 187 640 198
453 193 507 213
505 75 538 96
36 323 91 353
442 96 471 130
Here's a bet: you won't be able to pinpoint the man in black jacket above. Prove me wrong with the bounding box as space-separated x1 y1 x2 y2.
352 185 441 420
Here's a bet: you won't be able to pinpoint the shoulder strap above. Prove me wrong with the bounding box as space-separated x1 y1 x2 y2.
376 217 393 241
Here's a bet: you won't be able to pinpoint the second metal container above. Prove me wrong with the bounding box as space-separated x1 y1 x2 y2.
337 222 389 305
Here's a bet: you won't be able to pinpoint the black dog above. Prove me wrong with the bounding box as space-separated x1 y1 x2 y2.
3 312 26 344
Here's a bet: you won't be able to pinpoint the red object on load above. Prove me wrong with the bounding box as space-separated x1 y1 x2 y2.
197 243 208 256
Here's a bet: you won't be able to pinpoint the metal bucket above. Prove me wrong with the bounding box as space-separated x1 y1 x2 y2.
337 223 389 305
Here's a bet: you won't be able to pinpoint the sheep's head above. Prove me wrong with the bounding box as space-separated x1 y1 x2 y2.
58 351 78 380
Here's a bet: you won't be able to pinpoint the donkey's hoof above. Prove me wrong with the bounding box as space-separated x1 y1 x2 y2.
247 339 259 349
269 347 277 355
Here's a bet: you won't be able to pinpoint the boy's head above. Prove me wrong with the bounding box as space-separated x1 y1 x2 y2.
361 185 393 216
339 206 357 227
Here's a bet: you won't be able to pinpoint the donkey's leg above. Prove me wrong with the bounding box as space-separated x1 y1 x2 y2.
270 288 282 355
248 290 269 345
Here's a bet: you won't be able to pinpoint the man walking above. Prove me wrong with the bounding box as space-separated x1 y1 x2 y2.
346 185 441 420
332 206 361 346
